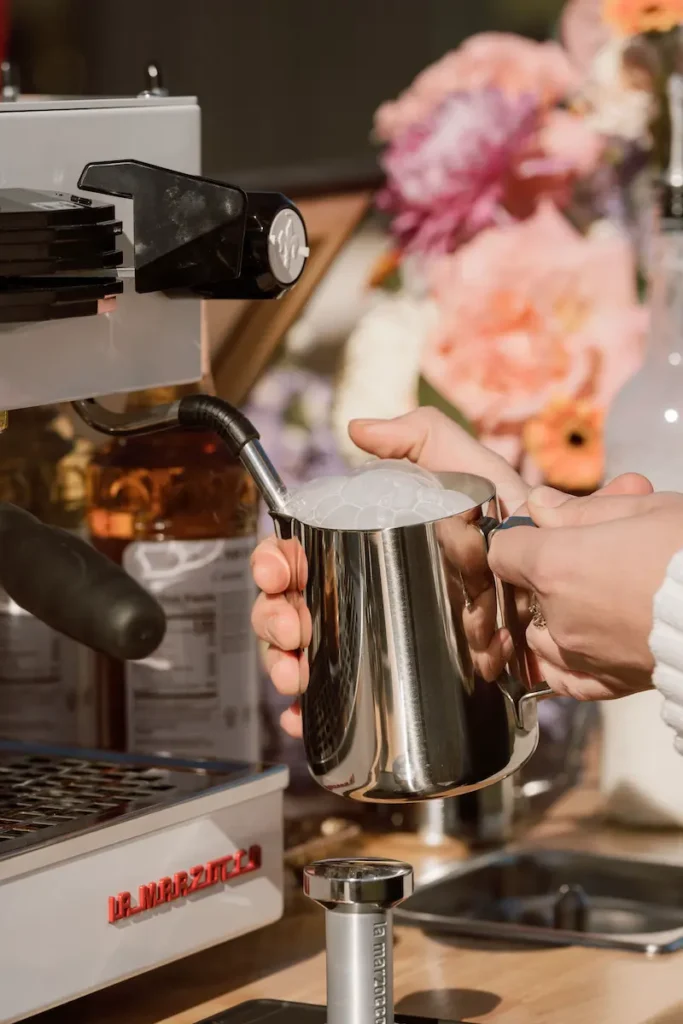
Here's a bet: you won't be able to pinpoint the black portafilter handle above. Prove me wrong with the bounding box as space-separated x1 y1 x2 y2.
0 504 166 660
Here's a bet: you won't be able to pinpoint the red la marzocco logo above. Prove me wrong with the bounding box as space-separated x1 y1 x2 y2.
107 844 262 923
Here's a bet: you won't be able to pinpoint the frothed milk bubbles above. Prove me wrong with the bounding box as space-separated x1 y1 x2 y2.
284 459 475 530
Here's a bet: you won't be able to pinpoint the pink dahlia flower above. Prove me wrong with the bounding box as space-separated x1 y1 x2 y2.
374 33 580 143
376 89 572 255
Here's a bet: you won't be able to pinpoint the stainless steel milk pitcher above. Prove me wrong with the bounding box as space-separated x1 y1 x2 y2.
273 471 550 803
71 394 550 805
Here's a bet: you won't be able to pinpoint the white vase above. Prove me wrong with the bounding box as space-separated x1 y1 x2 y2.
603 227 683 489
602 156 683 824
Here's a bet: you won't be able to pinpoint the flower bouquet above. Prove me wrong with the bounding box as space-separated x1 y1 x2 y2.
333 2 683 492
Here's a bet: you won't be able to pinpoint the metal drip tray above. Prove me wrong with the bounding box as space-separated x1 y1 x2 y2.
395 848 683 953
0 737 271 859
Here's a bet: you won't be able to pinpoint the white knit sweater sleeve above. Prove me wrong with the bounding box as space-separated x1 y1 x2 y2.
650 550 683 755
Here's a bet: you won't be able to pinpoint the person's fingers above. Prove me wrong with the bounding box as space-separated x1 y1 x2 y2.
528 483 654 529
289 591 312 649
251 592 303 649
264 644 310 693
348 407 528 514
264 646 301 695
462 585 498 655
527 621 574 673
601 472 654 496
251 537 292 594
472 628 515 682
533 653 619 701
487 524 543 591
438 518 493 603
528 624 646 701
250 536 307 595
514 475 652 525
280 703 303 738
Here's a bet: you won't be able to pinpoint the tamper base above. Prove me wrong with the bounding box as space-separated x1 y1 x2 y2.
193 999 466 1024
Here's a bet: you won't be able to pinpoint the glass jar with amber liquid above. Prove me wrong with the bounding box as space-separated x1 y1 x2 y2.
0 406 96 744
86 382 260 759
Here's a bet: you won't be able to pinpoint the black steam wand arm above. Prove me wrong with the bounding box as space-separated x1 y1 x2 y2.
71 395 291 515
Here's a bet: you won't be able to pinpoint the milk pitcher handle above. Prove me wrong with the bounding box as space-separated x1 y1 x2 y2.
479 514 553 706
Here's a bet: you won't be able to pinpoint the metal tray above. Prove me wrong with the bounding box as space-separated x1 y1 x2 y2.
395 847 683 953
0 738 281 859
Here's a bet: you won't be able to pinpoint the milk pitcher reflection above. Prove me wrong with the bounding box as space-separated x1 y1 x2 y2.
272 472 550 803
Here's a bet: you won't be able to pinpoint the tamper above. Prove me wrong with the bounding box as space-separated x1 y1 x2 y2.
304 858 414 1024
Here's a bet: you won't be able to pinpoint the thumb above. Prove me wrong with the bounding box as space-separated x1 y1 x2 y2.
348 407 529 513
348 407 477 471
528 473 654 528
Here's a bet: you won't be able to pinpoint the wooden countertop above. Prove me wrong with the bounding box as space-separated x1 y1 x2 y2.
38 776 683 1024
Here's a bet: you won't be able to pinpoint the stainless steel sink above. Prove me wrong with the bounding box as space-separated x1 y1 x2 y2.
395 847 683 953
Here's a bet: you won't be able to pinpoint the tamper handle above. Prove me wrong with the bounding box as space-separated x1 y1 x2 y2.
304 859 414 1024
304 857 414 907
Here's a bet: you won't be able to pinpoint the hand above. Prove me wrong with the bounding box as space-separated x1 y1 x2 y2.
488 487 683 700
251 405 652 734
252 407 532 736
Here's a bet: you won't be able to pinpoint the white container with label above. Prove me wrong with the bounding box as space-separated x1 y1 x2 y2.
122 536 260 761
0 586 96 745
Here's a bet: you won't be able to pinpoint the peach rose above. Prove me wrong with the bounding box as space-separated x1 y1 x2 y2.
374 33 580 143
420 203 647 463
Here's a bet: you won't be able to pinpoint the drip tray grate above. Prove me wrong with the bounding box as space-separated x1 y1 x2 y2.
0 740 267 858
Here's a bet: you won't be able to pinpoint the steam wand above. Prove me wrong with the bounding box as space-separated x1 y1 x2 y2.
72 395 291 517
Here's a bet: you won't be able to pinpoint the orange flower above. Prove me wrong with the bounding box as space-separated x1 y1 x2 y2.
523 397 604 492
602 0 683 35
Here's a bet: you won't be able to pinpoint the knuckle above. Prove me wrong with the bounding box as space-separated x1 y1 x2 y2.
527 539 558 597
250 594 268 634
419 405 441 424
250 537 274 565
300 607 313 648
553 624 582 656
413 405 446 433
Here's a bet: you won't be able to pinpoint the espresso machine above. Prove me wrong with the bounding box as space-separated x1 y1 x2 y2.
0 80 311 1024
0 65 534 1024
0 62 629 1024
0 61 610 1024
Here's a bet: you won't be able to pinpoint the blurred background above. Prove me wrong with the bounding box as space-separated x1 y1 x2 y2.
9 0 564 182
